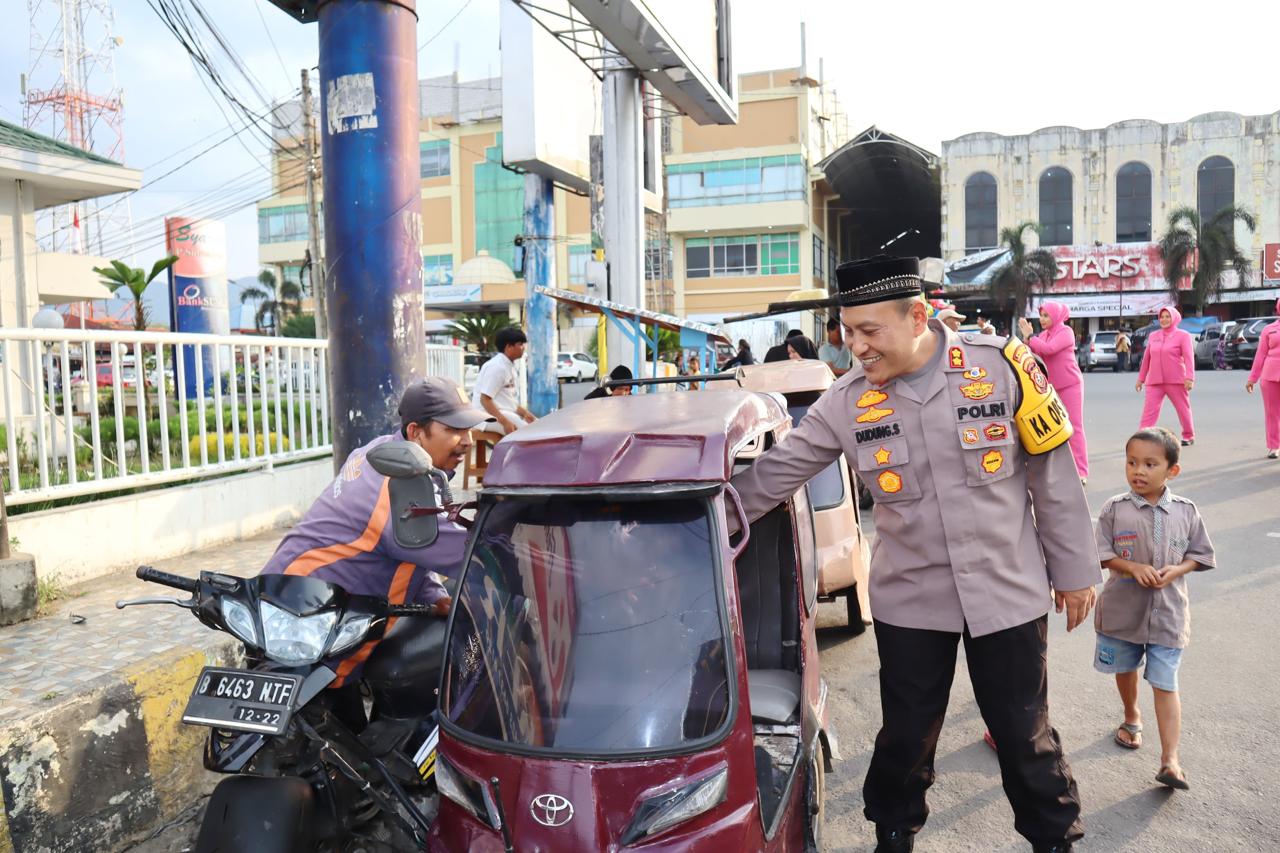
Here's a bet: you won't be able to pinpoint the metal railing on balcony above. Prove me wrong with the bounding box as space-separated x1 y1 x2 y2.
0 330 465 507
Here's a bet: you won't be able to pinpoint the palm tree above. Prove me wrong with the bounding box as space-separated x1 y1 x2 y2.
988 223 1059 327
92 255 179 331
244 270 305 335
445 313 514 353
1158 205 1257 314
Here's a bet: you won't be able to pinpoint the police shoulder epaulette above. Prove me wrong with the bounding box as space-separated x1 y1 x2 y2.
959 333 1009 348
1001 338 1073 455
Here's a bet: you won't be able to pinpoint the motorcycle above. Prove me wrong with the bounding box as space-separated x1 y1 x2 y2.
118 441 460 852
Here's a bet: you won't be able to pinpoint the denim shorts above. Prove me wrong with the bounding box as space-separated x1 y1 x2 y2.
1093 633 1183 692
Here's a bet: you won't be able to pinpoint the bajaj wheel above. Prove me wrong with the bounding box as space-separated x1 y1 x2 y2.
808 751 826 852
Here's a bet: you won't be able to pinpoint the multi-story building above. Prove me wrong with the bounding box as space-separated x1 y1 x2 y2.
940 112 1280 330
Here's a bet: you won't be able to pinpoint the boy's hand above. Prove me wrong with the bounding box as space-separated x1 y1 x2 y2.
1152 565 1186 589
1054 586 1096 632
1131 563 1161 587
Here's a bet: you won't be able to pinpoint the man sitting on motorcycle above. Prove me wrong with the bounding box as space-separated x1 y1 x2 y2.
260 377 487 685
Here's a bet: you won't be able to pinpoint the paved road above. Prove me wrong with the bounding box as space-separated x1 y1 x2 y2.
816 368 1278 852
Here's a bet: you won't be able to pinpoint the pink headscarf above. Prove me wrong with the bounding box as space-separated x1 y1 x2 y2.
1151 305 1184 342
1037 300 1074 347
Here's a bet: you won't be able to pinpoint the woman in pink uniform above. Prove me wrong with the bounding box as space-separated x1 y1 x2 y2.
1019 301 1088 480
1245 300 1280 458
1136 306 1196 445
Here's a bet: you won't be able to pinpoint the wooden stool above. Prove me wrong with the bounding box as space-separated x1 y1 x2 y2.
463 429 497 490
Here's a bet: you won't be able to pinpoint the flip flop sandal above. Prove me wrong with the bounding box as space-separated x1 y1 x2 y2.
1114 722 1142 749
1156 766 1190 790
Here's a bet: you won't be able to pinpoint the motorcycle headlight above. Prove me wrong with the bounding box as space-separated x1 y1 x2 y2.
260 601 337 665
620 766 728 844
328 615 374 656
220 598 259 646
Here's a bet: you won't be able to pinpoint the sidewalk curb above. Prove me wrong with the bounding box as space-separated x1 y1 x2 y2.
0 640 240 853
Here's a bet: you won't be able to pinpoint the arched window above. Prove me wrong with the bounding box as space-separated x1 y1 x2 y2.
1197 156 1234 224
964 172 997 253
1115 162 1152 243
1038 168 1073 246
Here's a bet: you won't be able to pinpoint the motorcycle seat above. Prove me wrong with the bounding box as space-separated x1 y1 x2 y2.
747 669 801 724
364 615 447 688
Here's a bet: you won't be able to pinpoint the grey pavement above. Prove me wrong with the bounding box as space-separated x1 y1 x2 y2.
819 368 1279 852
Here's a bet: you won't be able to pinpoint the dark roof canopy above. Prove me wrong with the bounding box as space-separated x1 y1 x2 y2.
818 126 941 262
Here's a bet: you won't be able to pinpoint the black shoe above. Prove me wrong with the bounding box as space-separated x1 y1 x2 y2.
875 826 915 853
1180 439 1194 446
1032 844 1073 853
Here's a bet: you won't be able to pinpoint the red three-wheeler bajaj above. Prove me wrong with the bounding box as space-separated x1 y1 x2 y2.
428 386 838 851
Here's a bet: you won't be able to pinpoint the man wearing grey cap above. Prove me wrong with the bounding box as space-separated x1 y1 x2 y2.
260 377 487 684
730 256 1100 853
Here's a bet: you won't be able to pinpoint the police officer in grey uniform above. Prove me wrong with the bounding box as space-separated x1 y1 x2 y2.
730 256 1102 853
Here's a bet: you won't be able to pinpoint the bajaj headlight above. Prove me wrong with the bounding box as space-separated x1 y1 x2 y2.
260 602 337 665
621 766 728 844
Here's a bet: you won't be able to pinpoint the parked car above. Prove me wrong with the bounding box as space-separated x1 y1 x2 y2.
96 361 141 389
1214 321 1240 370
556 351 597 382
1194 323 1226 369
1127 320 1160 372
1079 331 1120 372
1227 316 1280 369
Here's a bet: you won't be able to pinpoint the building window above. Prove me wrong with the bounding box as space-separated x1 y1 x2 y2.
964 172 998 252
813 236 825 281
685 233 800 279
828 248 837 287
1115 162 1152 243
1197 156 1234 224
423 254 453 286
420 140 450 178
568 245 591 285
1038 168 1073 247
666 155 806 208
473 134 525 275
258 205 311 244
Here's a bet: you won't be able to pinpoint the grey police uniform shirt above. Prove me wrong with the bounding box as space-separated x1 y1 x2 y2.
730 319 1103 638
1093 488 1215 648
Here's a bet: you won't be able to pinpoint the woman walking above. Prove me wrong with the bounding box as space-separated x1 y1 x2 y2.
1136 306 1196 446
1245 300 1280 458
1019 301 1089 481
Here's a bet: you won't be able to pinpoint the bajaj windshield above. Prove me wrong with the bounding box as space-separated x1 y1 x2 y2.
441 497 730 754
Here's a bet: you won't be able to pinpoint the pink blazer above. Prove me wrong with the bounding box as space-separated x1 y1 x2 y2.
1249 320 1280 384
1139 307 1195 385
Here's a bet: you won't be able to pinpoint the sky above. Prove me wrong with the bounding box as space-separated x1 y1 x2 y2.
2 0 1278 287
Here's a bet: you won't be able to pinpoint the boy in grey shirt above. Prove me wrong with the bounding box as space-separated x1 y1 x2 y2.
1094 427 1216 791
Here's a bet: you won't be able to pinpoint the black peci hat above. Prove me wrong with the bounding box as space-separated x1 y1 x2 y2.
833 255 923 307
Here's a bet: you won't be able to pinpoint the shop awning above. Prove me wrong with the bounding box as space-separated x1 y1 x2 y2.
944 248 1011 291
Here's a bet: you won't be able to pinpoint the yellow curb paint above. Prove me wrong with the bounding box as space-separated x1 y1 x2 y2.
0 797 13 853
124 648 212 818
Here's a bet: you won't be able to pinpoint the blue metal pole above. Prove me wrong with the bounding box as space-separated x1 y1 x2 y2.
318 0 424 467
523 174 557 416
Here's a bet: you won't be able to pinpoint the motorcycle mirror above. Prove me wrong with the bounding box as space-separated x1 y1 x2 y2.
366 441 433 479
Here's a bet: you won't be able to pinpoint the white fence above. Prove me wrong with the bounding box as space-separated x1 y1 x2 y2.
0 330 465 507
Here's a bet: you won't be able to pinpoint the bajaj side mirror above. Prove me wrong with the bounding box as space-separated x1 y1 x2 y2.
369 441 440 548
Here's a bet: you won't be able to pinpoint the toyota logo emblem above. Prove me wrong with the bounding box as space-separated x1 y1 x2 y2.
530 793 574 827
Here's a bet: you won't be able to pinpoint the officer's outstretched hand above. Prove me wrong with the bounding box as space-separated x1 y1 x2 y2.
1054 586 1096 632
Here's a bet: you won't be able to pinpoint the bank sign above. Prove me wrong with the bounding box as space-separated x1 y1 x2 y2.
1049 242 1174 293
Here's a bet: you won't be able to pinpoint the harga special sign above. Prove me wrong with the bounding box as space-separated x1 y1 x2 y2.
1048 242 1176 293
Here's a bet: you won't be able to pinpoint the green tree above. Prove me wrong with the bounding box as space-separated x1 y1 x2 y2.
988 223 1059 326
445 313 514 352
281 313 316 338
92 255 179 331
244 269 305 335
1158 205 1257 314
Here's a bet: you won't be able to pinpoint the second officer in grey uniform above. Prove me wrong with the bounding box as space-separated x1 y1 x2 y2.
730 256 1102 853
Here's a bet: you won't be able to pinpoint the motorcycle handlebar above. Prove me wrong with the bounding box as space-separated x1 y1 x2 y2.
388 603 439 617
135 565 198 593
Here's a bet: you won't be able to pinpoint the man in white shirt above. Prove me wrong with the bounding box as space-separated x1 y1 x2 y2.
818 318 853 376
474 327 537 435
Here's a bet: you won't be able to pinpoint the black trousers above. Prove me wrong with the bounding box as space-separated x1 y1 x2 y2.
862 616 1084 846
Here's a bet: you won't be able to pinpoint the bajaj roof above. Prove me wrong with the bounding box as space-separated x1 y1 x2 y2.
483 389 787 488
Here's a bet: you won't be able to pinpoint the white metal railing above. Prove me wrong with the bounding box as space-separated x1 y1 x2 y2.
0 330 467 507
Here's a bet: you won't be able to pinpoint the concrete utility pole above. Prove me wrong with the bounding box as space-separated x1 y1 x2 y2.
522 174 558 416
317 0 425 467
301 67 327 339
602 56 645 374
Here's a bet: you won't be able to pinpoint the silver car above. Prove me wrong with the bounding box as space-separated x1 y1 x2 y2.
1079 330 1119 371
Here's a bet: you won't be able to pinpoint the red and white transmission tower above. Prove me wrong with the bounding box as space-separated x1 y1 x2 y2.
22 0 133 256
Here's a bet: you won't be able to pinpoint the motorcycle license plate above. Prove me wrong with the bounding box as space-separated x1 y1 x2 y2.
182 667 302 736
